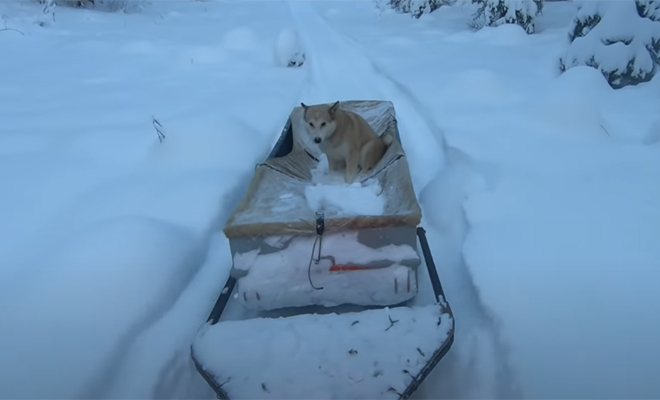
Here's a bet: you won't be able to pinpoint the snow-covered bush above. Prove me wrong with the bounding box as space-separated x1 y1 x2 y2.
638 0 660 20
470 0 544 34
388 0 456 18
37 0 56 26
273 28 305 68
559 0 660 89
34 0 145 12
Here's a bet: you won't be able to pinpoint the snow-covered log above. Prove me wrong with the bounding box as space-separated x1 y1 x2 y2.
470 0 544 34
559 0 660 89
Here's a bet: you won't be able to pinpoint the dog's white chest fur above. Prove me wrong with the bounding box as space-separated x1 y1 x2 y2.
320 140 348 159
320 139 351 170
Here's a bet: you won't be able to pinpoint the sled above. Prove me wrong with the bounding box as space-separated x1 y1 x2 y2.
190 100 455 400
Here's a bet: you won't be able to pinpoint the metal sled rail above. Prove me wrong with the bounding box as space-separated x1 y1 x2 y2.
192 226 454 400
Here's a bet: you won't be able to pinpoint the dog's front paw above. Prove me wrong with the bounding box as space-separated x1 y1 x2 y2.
344 171 357 184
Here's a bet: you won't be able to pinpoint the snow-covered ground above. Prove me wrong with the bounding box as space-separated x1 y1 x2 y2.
0 0 659 399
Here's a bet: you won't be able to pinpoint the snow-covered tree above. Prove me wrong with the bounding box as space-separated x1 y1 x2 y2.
35 0 144 12
470 0 544 34
36 0 93 7
638 0 660 21
388 0 456 18
559 0 660 89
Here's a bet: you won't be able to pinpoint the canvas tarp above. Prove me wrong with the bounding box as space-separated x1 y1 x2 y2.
222 100 422 239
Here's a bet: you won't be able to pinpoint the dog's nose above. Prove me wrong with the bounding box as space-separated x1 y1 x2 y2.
314 137 321 144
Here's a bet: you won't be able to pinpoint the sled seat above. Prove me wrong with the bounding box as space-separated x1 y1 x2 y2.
191 304 453 400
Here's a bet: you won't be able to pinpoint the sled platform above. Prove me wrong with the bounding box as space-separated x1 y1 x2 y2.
192 303 452 399
191 226 454 400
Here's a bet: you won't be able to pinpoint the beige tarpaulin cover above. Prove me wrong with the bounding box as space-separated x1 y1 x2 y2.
223 100 422 239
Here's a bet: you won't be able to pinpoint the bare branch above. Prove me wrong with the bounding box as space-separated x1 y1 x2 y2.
0 27 25 36
152 116 167 143
1 19 25 36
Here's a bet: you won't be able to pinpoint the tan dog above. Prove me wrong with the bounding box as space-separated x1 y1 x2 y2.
301 101 393 184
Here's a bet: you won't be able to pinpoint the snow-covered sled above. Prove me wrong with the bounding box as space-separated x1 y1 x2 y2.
190 100 455 400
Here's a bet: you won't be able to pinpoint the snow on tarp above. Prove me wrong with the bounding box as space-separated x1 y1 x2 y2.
192 304 453 399
233 231 421 311
222 100 422 238
305 154 386 216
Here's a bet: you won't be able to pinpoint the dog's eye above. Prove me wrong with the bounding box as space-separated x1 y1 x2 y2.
309 122 314 128
321 122 326 127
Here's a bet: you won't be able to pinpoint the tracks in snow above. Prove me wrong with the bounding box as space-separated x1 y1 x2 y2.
98 2 519 398
287 2 520 398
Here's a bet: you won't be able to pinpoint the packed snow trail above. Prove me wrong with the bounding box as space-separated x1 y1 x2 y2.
286 1 519 398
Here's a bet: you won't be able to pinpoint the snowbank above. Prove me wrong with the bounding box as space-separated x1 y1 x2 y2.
436 23 660 398
0 217 204 398
102 231 234 399
461 143 660 398
0 0 308 398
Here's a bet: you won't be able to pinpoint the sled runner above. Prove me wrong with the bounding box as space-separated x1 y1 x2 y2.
190 100 455 400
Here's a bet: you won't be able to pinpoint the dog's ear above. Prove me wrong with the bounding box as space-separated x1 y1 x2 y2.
300 103 308 109
329 101 340 115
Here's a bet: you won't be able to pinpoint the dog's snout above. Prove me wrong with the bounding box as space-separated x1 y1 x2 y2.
314 137 322 144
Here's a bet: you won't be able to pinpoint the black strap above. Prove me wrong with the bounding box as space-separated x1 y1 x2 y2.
307 212 325 290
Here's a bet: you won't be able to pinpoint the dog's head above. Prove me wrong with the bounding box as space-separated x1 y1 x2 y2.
301 101 339 145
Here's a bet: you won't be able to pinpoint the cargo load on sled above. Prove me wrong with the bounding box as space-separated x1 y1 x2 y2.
190 100 455 399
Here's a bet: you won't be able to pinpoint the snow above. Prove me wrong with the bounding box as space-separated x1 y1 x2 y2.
192 304 453 399
643 114 660 145
2 217 204 398
305 180 385 215
0 0 306 398
461 144 660 398
306 154 386 216
232 230 420 310
1 0 660 399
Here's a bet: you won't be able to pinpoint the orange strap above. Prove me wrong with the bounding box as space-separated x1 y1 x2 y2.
328 264 368 272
